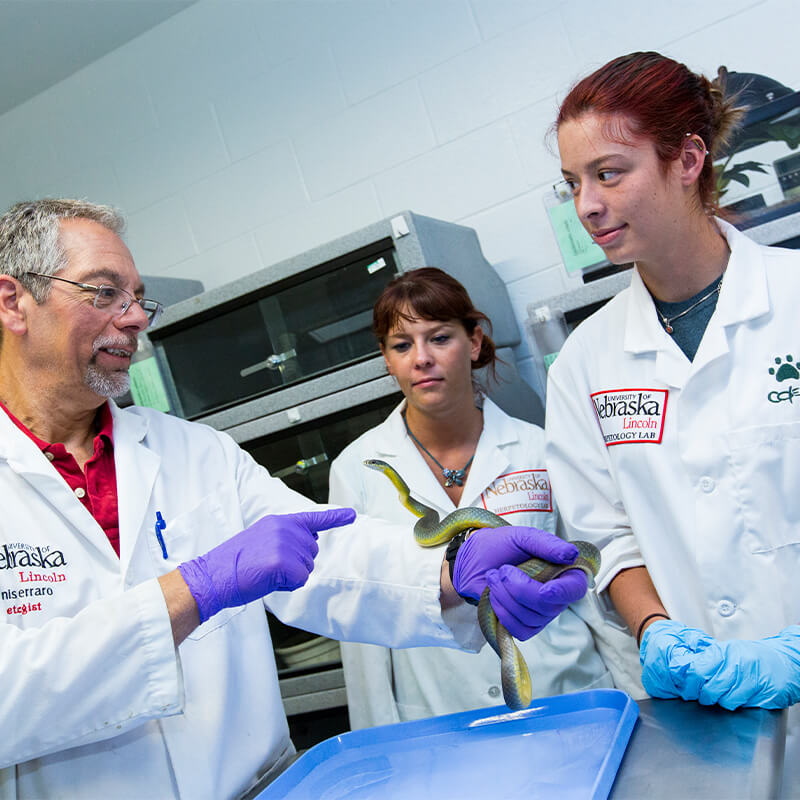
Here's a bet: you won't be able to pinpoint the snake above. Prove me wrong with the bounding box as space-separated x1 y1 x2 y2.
364 458 600 711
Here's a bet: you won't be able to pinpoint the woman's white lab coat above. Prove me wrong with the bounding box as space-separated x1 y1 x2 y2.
0 402 473 800
545 219 800 793
329 396 617 729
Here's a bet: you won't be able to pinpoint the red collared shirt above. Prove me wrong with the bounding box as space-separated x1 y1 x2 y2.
2 401 120 557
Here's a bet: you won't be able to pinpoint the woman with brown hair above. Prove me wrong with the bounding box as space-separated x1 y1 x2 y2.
329 267 614 728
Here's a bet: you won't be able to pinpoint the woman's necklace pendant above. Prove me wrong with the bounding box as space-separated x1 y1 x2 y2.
664 322 674 334
442 468 465 488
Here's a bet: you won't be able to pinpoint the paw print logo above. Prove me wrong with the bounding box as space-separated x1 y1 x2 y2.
769 355 800 382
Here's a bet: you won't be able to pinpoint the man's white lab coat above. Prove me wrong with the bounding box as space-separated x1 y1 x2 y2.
0 402 471 799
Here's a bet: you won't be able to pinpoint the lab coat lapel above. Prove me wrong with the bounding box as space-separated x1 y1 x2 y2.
0 408 119 562
689 224 768 372
713 219 770 324
373 402 456 513
109 403 161 573
624 267 691 389
459 399 513 508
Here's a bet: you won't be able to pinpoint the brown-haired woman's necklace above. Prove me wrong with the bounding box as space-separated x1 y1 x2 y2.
403 415 474 488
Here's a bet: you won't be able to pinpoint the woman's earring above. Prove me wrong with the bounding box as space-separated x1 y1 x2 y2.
685 132 707 158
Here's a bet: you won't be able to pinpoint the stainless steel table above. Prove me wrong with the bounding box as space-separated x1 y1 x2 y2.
250 693 786 799
611 699 787 799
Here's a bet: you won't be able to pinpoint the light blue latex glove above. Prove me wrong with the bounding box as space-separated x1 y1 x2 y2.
683 626 800 710
639 619 715 700
178 508 356 622
453 526 586 641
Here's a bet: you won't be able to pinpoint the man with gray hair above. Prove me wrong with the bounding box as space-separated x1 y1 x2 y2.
0 199 585 798
0 199 152 398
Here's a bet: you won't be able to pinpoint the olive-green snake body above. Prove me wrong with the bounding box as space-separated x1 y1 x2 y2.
364 458 600 711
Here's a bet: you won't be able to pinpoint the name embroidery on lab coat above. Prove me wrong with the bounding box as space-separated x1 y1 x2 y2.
480 469 552 515
0 542 67 618
591 388 668 446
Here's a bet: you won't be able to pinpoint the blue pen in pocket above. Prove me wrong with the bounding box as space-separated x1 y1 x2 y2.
154 511 168 559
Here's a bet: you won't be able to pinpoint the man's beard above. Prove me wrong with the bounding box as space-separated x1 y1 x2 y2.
85 364 130 398
84 334 137 398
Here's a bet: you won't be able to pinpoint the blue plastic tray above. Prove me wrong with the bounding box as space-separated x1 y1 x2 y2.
259 689 638 800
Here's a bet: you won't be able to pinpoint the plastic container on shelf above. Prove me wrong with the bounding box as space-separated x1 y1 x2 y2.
274 636 341 671
129 333 172 413
525 305 569 401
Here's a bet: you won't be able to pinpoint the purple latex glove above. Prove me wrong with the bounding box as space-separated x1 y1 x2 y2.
452 526 586 640
485 564 588 640
452 526 579 601
178 508 356 623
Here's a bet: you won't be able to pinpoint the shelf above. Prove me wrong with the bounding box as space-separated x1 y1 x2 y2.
278 665 348 716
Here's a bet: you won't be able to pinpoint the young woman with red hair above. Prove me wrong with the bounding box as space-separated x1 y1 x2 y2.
544 51 800 790
329 267 620 729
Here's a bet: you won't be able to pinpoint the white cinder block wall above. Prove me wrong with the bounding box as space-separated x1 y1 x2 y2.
0 0 797 394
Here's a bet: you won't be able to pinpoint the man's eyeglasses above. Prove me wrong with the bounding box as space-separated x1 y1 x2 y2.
25 271 164 327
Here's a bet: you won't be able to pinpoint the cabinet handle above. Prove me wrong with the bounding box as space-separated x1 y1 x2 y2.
240 348 297 377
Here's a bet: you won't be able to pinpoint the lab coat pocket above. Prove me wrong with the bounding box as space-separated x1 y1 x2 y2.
727 421 800 552
157 494 246 639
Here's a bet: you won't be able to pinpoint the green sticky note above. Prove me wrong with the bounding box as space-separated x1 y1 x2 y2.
129 358 171 413
547 199 607 273
543 351 559 371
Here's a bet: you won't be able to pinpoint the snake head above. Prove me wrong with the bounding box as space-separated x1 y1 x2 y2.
363 458 391 473
363 458 413 503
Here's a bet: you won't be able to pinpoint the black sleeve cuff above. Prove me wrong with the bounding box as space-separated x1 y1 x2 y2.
445 530 479 606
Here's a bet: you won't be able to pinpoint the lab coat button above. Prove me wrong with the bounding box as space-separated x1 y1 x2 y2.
488 685 501 698
700 477 715 493
74 487 87 499
717 599 736 617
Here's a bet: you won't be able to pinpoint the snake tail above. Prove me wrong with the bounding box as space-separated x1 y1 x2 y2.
497 627 532 710
478 588 499 656
478 585 533 711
